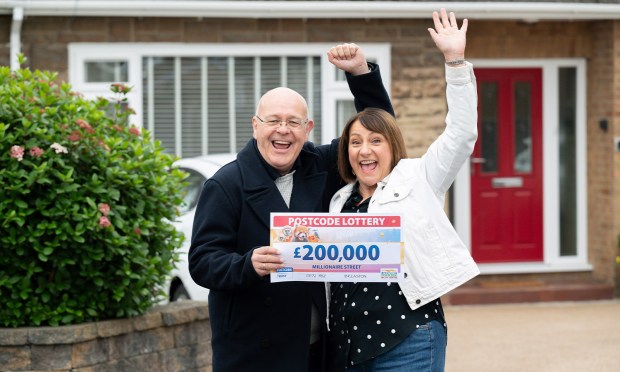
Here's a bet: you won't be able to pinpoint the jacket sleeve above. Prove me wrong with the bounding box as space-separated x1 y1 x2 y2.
188 177 264 292
346 62 395 116
422 62 478 195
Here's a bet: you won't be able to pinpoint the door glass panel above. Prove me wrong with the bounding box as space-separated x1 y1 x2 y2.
559 68 577 256
514 82 532 173
480 82 498 173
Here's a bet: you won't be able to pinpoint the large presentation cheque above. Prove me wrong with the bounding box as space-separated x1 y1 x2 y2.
269 213 404 283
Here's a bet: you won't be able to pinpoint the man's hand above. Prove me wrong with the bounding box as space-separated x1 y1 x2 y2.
327 43 369 76
251 246 284 277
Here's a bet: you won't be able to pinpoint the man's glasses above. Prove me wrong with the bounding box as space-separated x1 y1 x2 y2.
255 115 308 129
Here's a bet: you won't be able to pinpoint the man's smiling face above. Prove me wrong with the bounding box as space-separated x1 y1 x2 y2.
253 87 314 175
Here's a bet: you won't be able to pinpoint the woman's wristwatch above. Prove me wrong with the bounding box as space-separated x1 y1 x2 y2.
445 59 466 66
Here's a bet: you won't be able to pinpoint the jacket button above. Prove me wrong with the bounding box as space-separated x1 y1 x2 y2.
394 193 399 197
416 299 421 304
261 338 271 348
264 296 272 306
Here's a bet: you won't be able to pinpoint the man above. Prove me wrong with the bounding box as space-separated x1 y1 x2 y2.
189 44 394 372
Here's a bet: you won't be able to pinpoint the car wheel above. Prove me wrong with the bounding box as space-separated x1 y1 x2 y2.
171 284 190 301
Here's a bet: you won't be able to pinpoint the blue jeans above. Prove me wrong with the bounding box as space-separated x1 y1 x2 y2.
346 320 447 372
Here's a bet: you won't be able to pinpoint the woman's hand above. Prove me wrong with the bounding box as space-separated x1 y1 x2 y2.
427 8 468 63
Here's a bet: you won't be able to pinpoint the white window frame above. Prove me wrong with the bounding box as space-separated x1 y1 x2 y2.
454 58 590 275
68 43 391 152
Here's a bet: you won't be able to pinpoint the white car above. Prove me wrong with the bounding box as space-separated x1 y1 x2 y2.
167 153 237 302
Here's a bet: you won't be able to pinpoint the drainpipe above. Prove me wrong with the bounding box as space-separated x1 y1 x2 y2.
10 6 23 71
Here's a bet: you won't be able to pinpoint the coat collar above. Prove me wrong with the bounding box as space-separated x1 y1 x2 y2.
236 139 328 230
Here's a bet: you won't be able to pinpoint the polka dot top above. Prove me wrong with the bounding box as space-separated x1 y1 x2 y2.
327 183 446 370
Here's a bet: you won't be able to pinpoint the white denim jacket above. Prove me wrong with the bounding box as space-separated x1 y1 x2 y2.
329 62 480 310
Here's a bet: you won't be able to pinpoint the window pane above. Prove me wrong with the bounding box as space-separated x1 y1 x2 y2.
287 57 307 94
480 82 498 173
336 100 356 136
261 57 281 93
235 57 255 151
559 67 577 256
85 61 128 82
514 82 532 173
181 58 203 158
208 57 230 154
311 57 322 143
152 57 176 154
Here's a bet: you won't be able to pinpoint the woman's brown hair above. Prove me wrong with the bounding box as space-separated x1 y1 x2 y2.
337 108 407 183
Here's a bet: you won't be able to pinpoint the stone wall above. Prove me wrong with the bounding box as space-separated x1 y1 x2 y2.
0 301 211 372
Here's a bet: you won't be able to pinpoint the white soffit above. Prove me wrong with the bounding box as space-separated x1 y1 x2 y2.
1 1 620 21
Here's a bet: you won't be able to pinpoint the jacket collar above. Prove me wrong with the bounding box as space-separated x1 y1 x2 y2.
331 173 392 212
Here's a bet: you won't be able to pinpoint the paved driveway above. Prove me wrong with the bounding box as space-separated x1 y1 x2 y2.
444 299 620 372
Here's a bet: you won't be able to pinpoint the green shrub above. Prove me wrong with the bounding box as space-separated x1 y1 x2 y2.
0 57 185 327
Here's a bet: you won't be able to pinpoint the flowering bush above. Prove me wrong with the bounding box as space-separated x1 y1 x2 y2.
0 57 185 327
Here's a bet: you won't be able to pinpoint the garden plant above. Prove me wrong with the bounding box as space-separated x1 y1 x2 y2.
0 56 185 327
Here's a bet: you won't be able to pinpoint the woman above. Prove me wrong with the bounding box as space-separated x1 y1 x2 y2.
327 9 479 372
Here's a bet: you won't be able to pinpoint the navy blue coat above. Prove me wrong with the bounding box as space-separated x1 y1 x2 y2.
189 64 393 372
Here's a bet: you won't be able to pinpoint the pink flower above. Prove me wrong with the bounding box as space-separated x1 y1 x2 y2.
29 146 44 158
76 119 95 133
129 127 141 136
50 143 68 154
98 216 111 228
68 130 81 141
10 145 24 161
133 227 142 235
98 203 110 216
111 83 131 94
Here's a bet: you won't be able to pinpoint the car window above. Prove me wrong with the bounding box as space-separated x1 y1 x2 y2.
179 168 207 215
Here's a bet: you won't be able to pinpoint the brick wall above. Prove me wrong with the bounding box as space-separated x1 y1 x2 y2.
0 301 211 371
587 21 617 284
614 21 620 269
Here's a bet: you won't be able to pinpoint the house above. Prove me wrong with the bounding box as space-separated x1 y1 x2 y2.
2 0 619 303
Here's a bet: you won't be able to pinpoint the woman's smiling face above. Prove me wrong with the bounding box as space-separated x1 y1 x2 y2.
347 120 393 192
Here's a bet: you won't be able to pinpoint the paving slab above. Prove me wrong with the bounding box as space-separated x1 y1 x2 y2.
444 299 620 372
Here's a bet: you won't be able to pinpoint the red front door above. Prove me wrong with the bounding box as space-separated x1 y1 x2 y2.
470 68 543 263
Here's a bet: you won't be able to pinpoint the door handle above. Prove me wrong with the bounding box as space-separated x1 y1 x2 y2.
470 157 486 174
492 177 523 188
